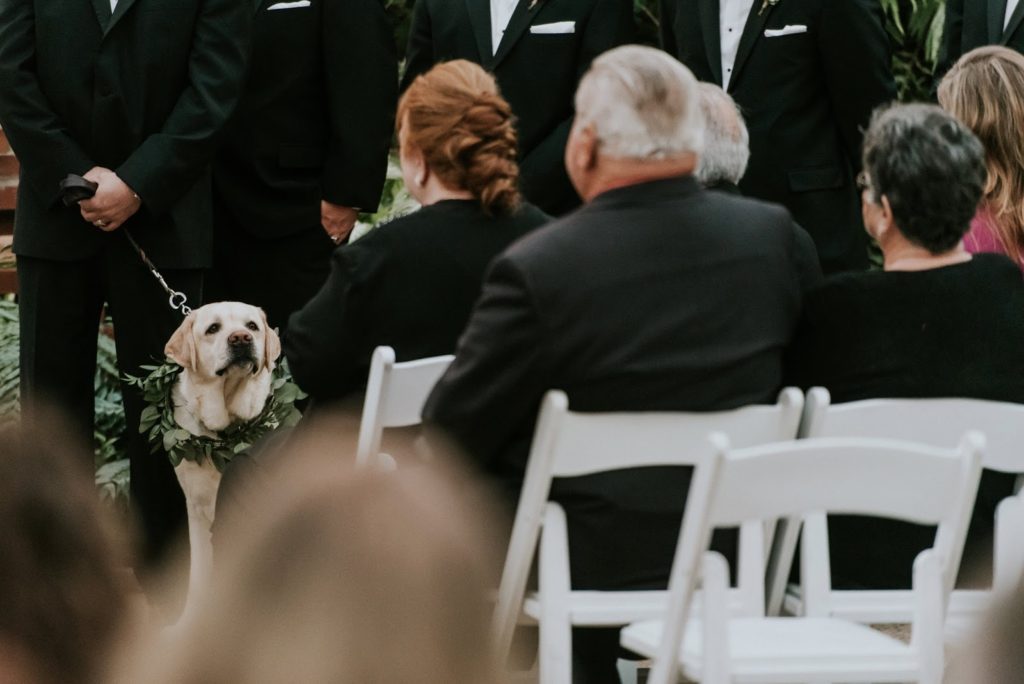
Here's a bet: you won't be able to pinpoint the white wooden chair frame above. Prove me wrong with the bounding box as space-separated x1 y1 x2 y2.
354 345 454 468
492 388 804 683
766 388 1024 633
623 433 984 684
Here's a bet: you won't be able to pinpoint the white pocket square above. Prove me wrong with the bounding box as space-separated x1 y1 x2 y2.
764 24 808 37
267 0 310 9
530 21 576 34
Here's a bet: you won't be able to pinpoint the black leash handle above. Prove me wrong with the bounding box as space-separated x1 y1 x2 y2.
58 174 193 317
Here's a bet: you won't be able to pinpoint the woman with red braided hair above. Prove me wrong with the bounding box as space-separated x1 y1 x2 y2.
284 60 550 409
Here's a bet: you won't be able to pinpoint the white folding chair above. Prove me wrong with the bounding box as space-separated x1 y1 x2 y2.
354 345 454 468
623 433 984 684
767 388 1024 632
492 388 804 683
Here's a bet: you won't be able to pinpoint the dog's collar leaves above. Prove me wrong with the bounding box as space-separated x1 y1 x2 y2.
125 360 306 472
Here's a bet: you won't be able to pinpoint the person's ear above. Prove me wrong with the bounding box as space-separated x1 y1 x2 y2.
165 313 197 372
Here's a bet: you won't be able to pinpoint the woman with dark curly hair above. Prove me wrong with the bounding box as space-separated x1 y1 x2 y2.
284 60 549 407
786 103 1024 590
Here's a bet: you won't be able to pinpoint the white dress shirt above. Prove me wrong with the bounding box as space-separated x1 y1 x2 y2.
1008 0 1021 31
720 0 756 89
491 0 519 55
110 0 117 10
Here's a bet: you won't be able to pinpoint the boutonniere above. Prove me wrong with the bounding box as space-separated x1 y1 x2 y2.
758 0 780 15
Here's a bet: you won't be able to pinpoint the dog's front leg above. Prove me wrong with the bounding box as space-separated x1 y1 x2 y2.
174 458 222 624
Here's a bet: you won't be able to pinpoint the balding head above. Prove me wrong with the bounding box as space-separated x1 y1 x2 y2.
695 83 750 188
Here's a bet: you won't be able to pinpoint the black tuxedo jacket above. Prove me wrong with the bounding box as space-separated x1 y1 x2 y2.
0 0 251 268
401 0 634 216
661 0 896 273
424 176 821 587
939 0 1024 76
214 0 398 238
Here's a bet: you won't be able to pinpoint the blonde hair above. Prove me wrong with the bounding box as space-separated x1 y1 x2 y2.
111 429 506 684
399 60 521 215
939 46 1024 263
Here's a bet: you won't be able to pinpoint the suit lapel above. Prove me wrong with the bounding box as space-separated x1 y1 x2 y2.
699 0 723 85
91 0 112 27
728 0 773 93
466 0 493 64
105 0 141 36
989 0 1008 42
491 0 545 70
1004 0 1024 43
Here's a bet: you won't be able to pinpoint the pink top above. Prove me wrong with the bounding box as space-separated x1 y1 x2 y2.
965 209 1024 274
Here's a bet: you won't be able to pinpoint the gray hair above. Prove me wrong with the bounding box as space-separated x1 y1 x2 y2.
695 83 749 186
862 103 986 254
574 45 705 160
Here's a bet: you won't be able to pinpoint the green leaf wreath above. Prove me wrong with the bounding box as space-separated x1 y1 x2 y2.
124 361 306 472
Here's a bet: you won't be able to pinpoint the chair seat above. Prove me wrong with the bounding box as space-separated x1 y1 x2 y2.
523 591 671 626
621 617 921 683
783 585 991 624
522 590 750 627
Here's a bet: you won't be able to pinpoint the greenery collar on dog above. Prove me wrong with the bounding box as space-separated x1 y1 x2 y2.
125 361 306 472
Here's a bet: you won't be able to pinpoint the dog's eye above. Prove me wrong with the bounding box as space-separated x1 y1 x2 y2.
246 321 259 332
205 323 221 335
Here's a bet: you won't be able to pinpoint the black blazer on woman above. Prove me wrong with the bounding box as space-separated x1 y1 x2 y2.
283 200 550 404
786 254 1024 589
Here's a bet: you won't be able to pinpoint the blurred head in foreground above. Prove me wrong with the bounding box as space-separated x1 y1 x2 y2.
0 415 129 684
114 428 505 684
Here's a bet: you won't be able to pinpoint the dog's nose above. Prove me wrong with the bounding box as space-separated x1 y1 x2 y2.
228 331 253 346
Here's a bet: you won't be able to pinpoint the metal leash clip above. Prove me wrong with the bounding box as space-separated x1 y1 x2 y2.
59 174 193 319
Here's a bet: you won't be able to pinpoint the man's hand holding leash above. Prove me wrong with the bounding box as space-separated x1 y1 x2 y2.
78 166 142 231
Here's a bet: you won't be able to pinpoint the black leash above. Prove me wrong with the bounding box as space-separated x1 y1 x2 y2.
59 174 192 317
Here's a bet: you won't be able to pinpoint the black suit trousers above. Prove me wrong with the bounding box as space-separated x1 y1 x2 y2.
18 235 202 563
204 208 335 333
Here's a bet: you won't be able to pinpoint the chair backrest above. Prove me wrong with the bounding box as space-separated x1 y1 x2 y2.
802 387 1024 473
651 433 984 684
492 388 804 657
355 346 454 467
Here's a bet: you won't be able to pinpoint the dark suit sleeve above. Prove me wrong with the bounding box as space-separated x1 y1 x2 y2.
115 0 251 213
936 0 964 81
659 0 678 54
400 0 435 92
0 0 95 203
792 222 823 293
283 239 388 402
423 254 551 468
518 0 635 210
817 0 896 172
321 0 398 210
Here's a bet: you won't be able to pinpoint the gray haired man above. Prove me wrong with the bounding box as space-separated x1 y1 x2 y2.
695 82 750 193
425 45 821 682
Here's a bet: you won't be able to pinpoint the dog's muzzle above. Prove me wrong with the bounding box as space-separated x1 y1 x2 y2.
216 332 259 376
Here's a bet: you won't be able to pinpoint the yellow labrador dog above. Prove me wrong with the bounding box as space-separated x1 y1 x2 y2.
164 302 281 621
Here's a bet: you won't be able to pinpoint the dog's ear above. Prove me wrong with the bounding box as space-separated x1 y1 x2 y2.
261 309 282 371
165 313 198 372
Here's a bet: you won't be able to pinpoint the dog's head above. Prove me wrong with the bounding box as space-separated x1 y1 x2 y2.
164 302 281 379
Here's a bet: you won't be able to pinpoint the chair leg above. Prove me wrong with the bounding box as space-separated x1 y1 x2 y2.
539 503 573 684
